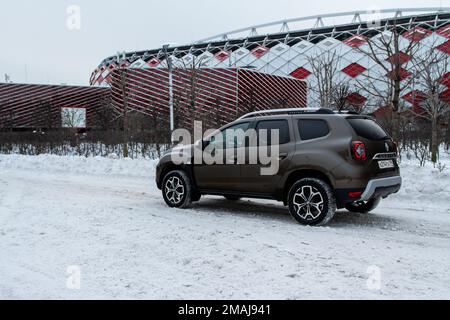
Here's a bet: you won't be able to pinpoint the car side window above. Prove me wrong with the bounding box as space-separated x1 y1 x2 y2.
209 122 250 149
298 119 330 141
256 119 290 146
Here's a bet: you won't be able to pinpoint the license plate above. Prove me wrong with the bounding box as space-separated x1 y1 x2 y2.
379 160 394 169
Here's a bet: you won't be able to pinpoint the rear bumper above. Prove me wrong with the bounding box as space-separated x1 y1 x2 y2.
360 176 402 201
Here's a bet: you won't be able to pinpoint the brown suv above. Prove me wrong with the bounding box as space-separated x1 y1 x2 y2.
156 108 402 226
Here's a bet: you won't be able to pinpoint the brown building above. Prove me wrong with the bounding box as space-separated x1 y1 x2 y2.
0 83 110 130
110 68 307 128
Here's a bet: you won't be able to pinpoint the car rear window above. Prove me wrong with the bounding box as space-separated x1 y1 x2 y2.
347 118 389 141
298 120 330 141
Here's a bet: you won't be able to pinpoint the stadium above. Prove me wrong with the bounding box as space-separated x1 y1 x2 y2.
92 7 450 119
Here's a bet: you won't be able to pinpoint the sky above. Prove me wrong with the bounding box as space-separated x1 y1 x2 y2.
1 0 449 86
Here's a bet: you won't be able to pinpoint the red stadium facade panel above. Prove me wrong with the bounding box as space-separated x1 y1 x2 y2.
0 83 110 130
110 68 307 127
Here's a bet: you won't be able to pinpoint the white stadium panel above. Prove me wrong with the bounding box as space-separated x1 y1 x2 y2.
331 41 355 57
230 47 252 65
351 52 376 69
317 37 341 51
197 52 214 67
247 54 270 70
257 52 280 69
420 33 448 49
265 56 290 73
181 53 196 67
291 40 315 54
130 58 147 68
357 55 379 70
159 56 182 68
270 43 290 56
101 68 110 79
261 64 281 75
271 68 291 77
286 51 310 69
304 44 327 59
279 47 310 68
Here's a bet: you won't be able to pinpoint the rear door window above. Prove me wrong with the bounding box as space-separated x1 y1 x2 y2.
256 119 290 146
347 118 389 141
298 119 330 141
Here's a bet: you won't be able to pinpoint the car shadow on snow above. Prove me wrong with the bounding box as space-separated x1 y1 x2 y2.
190 197 402 229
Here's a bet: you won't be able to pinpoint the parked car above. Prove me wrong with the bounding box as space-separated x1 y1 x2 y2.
156 108 402 226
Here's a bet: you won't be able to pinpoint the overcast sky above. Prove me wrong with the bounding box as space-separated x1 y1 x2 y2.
1 0 449 86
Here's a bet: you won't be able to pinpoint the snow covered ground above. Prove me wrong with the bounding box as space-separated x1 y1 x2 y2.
0 153 449 300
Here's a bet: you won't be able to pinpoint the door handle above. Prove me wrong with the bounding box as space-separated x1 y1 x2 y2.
278 153 288 160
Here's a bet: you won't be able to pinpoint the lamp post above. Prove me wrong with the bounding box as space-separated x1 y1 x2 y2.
162 44 174 134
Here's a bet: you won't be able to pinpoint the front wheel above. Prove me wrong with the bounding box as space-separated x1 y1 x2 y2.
345 197 381 214
287 178 336 226
162 170 192 208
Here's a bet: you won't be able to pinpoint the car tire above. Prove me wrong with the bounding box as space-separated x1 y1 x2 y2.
224 195 241 201
162 170 192 208
345 197 381 214
287 178 336 226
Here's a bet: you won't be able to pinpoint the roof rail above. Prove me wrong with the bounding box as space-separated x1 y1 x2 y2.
237 108 334 120
337 110 360 115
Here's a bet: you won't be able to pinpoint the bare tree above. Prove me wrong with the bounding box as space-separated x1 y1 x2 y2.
307 50 342 109
174 54 210 130
94 93 115 130
409 43 450 164
117 68 130 158
308 51 364 112
61 108 86 128
0 99 15 131
355 21 421 140
331 84 352 112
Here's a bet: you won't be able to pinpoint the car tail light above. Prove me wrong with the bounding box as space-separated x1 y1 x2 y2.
393 141 399 155
348 191 363 199
352 141 367 161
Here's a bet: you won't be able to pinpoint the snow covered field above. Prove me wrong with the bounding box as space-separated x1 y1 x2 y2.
0 153 449 299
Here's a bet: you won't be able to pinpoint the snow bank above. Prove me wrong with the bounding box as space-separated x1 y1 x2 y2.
0 154 157 179
397 151 450 210
0 151 449 207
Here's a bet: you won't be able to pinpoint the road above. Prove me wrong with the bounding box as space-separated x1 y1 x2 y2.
0 155 449 299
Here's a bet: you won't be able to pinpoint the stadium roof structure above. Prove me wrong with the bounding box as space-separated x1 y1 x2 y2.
194 7 450 43
96 7 450 67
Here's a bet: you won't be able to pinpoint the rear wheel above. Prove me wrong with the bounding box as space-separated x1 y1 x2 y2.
162 170 192 208
287 178 336 226
224 195 241 201
345 197 381 214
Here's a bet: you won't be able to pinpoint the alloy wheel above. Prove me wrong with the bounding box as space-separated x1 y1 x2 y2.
292 185 324 220
164 176 185 205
